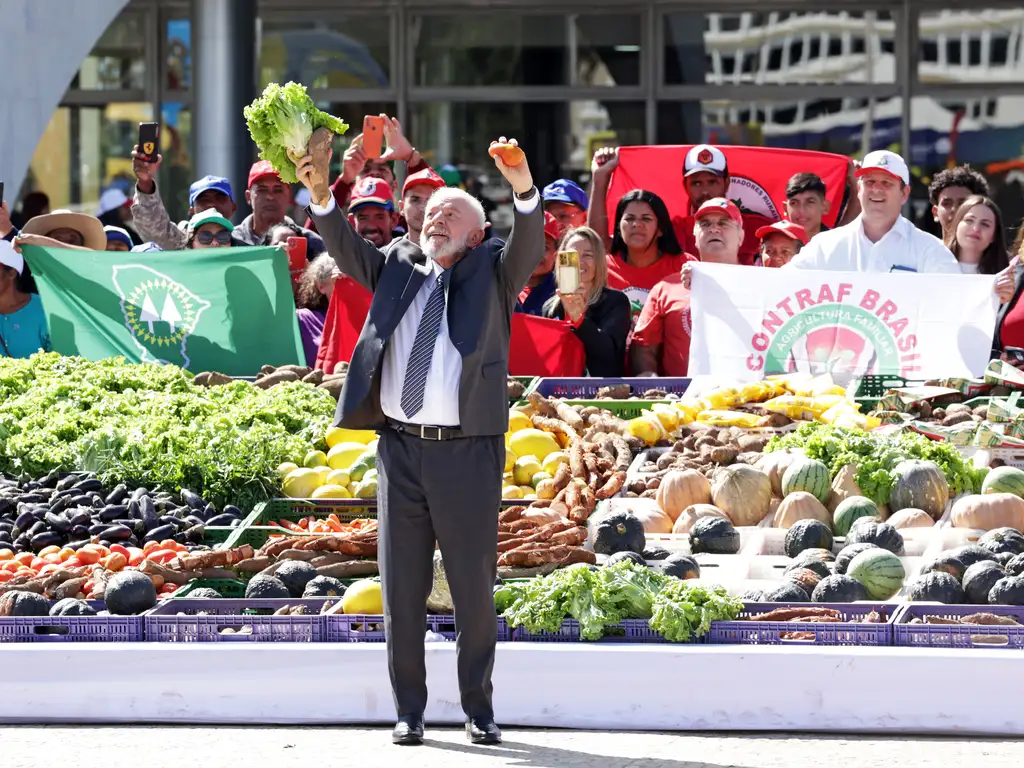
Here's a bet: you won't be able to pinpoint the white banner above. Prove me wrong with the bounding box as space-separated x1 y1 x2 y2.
688 263 999 380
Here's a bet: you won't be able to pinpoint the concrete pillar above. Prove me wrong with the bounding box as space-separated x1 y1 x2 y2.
192 0 257 222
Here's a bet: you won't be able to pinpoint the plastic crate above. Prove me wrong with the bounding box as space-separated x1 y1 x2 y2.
893 604 1024 649
0 600 143 643
707 602 896 646
511 618 682 643
145 598 332 642
327 614 511 642
509 376 536 403
851 375 926 399
168 579 248 598
203 526 238 548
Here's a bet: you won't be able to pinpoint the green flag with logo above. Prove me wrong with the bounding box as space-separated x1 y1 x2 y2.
23 245 304 375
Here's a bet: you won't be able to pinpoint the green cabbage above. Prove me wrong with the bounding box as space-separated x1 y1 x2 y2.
243 81 349 184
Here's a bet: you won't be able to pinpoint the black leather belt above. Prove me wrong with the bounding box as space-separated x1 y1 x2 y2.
386 419 464 441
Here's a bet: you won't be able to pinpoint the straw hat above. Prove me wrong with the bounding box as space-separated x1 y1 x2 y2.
22 209 107 251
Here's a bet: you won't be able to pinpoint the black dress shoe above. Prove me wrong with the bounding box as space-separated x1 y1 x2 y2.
392 714 424 745
466 717 502 744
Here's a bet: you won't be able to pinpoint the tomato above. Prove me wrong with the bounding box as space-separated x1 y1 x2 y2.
13 552 34 566
37 564 61 576
76 547 102 565
0 549 13 561
142 541 161 556
0 571 12 583
42 554 63 565
58 548 76 562
146 549 177 565
38 545 61 557
62 557 81 568
29 557 46 571
109 544 131 559
101 553 128 572
127 548 145 567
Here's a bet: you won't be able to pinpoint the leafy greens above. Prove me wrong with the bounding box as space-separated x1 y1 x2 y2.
243 81 349 183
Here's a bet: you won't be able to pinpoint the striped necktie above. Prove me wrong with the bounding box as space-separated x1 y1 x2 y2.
399 271 447 418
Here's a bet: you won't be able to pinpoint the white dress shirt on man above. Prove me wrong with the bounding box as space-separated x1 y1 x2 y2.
311 189 539 427
786 214 960 274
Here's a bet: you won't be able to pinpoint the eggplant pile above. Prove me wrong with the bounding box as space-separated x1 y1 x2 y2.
0 471 244 554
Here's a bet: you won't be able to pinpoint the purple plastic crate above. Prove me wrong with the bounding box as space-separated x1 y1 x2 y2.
0 600 143 643
327 614 511 642
707 602 896 646
528 377 691 399
894 604 1024 649
512 618 682 643
145 598 332 642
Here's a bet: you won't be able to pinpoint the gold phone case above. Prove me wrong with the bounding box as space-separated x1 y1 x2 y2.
556 250 580 293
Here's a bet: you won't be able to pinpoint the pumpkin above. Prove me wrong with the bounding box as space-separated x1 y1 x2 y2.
885 507 935 530
827 463 863 514
889 460 949 520
951 493 1024 531
772 491 832 529
710 464 772 526
756 450 802 497
627 504 674 535
656 469 712 521
671 503 728 534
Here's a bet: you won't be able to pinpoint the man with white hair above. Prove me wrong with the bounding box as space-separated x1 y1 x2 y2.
296 137 544 748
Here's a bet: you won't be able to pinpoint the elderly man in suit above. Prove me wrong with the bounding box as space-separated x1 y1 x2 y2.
296 137 543 746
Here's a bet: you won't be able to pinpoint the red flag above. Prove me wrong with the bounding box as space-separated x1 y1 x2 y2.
606 145 851 248
509 313 586 376
315 275 373 373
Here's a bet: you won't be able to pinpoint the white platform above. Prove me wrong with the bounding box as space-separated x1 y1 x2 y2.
2 641 1024 734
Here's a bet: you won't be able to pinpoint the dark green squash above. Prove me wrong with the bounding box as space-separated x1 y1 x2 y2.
590 510 646 556
785 566 823 595
784 519 833 558
642 545 671 561
183 587 223 599
741 588 765 602
834 543 879 575
785 554 832 580
764 582 810 602
105 571 157 616
689 516 740 554
989 575 1024 605
798 547 836 563
650 553 700 580
49 598 97 617
907 572 964 603
947 544 999 569
962 561 1006 604
919 553 968 582
605 551 646 568
1006 553 1024 577
0 590 50 617
275 560 319 598
811 574 869 603
978 527 1024 557
303 576 347 598
846 520 904 555
244 574 290 599
994 552 1016 567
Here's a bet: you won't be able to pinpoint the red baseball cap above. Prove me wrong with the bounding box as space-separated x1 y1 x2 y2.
350 176 395 212
402 168 446 198
248 160 281 189
756 220 808 245
694 197 742 226
543 211 562 242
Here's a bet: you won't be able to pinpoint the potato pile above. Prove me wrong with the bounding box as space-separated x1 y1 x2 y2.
193 363 349 400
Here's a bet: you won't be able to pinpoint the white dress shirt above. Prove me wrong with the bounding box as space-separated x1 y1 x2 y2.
311 187 539 427
786 215 960 274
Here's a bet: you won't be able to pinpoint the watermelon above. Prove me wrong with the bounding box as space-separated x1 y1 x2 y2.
847 548 906 600
833 496 879 538
888 460 949 521
781 458 831 505
982 466 1024 500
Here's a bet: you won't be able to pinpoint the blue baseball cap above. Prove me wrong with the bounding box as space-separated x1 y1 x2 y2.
103 225 134 249
542 179 589 210
189 175 234 208
131 242 163 253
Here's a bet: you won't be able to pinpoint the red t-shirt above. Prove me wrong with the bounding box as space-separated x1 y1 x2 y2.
1001 296 1024 350
631 272 691 376
606 252 693 327
673 211 776 267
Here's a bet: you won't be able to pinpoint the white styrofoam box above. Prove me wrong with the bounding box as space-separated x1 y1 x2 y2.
921 526 985 559
745 555 792 581
895 527 938 557
690 553 751 587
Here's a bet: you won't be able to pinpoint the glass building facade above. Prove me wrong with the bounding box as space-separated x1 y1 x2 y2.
20 0 1024 236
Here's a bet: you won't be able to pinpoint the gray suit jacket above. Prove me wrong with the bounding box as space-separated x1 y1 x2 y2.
309 198 544 436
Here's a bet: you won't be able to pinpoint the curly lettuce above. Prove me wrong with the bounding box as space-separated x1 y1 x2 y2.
243 81 349 183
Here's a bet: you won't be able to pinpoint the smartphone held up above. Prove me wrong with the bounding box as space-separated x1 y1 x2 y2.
137 123 160 163
555 250 580 294
362 116 384 160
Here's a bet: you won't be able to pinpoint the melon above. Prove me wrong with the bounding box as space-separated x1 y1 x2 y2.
888 460 949 521
847 548 906 600
982 466 1024 500
833 496 879 537
781 457 831 505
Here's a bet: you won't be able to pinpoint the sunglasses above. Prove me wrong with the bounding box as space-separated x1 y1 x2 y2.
197 229 232 246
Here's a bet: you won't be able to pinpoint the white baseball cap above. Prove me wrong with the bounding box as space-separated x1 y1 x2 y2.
0 239 24 275
856 150 910 185
684 144 728 178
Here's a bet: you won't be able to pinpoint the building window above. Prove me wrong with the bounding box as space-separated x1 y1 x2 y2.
918 8 1024 83
71 11 147 91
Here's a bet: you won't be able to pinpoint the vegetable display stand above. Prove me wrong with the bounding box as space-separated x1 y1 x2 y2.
0 601 142 643
707 602 897 646
169 579 248 598
519 377 692 419
328 614 511 642
144 598 330 642
511 618 682 644
893 604 1024 649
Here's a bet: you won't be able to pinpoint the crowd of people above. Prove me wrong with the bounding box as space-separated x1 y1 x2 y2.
1 112 1023 376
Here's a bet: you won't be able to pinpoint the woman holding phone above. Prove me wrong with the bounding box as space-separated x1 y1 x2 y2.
542 226 631 376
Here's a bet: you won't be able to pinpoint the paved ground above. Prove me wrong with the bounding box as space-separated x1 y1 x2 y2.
3 727 1024 767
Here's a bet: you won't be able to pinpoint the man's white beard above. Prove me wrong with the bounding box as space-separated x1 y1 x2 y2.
421 231 469 262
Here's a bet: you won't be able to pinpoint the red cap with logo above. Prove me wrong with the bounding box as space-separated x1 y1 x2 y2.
755 220 808 245
349 177 395 212
543 211 562 242
402 167 446 198
694 197 742 226
248 160 281 189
